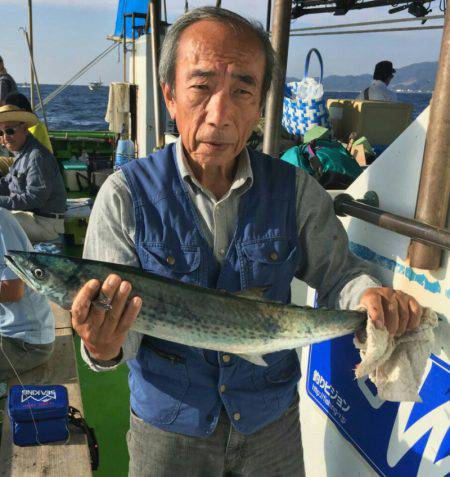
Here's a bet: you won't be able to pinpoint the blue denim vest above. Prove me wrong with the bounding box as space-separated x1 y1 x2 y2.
121 144 302 437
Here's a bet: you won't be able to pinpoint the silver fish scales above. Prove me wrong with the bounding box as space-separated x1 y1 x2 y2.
4 251 366 365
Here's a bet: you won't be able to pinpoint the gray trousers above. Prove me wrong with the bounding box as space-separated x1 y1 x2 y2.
0 335 54 381
127 397 305 477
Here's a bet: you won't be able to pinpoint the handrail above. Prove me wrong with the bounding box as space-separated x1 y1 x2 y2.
334 194 450 251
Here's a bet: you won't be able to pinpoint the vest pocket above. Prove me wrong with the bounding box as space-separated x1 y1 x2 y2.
253 350 300 410
137 242 201 285
240 238 298 293
138 341 190 425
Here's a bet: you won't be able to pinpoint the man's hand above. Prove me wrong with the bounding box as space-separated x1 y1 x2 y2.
359 287 422 337
71 274 142 361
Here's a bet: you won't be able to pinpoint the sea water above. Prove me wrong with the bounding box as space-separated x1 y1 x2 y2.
21 84 431 132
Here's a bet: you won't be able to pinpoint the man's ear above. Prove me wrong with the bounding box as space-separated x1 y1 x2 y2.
161 82 176 120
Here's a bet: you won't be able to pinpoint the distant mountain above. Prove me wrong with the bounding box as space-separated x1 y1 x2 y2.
287 62 438 92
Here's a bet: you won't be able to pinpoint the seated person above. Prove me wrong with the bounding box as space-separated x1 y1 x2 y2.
5 92 53 153
0 208 55 382
0 104 67 242
357 61 398 102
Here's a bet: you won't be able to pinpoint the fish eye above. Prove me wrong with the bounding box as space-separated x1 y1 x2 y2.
33 268 46 280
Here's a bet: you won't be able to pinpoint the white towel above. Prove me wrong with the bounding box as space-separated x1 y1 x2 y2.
105 82 131 133
354 308 438 402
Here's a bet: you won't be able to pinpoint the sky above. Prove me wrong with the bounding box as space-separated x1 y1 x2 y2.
0 0 444 85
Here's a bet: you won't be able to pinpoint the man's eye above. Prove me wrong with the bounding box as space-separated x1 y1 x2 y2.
191 84 208 90
236 89 251 95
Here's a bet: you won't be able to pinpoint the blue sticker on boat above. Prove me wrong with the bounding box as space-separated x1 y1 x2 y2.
306 337 450 476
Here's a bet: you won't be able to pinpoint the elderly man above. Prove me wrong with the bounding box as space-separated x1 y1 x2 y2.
0 55 18 105
0 105 66 242
72 8 422 476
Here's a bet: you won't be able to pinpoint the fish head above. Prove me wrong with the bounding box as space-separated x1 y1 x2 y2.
4 251 82 309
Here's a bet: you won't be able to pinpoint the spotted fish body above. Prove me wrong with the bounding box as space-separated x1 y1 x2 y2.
5 251 366 362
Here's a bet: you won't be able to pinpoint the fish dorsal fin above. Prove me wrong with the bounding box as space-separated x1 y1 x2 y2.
234 287 269 302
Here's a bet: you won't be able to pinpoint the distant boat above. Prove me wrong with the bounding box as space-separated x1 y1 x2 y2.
88 80 103 91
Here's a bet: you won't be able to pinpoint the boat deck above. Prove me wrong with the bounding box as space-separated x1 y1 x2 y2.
0 305 92 477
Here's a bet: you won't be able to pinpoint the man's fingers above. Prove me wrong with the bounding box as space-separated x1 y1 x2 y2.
364 293 385 330
395 294 410 336
407 298 423 330
101 280 133 333
384 297 399 336
116 296 142 335
71 279 101 327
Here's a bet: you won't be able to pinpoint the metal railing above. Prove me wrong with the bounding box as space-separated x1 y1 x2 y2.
334 194 450 251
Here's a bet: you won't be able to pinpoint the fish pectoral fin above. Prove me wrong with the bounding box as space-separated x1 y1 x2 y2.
234 287 269 302
237 354 268 367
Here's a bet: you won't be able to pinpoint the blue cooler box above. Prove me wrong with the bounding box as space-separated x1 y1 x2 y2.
8 385 69 446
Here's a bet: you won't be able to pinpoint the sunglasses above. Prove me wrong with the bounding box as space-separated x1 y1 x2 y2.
0 125 22 137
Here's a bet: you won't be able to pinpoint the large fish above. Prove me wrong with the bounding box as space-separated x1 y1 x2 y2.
5 251 366 365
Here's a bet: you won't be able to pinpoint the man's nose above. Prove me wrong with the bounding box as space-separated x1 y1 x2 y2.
205 91 231 128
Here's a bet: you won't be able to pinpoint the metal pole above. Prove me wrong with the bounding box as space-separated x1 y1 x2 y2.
334 194 450 251
262 0 292 157
122 18 127 82
290 25 443 37
266 0 272 32
132 13 136 84
149 0 164 149
290 14 444 32
410 8 450 270
27 0 35 109
20 28 48 130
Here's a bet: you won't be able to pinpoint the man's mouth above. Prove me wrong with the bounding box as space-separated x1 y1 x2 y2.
201 141 231 149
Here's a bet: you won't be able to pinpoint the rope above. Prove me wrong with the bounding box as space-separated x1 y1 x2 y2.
34 42 118 112
290 25 443 37
290 14 444 32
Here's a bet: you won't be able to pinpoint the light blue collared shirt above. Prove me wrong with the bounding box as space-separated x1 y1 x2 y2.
0 208 54 344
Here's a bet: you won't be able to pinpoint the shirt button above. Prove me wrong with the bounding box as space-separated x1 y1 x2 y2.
220 384 226 393
233 412 241 421
269 251 278 261
219 248 226 256
166 256 175 265
222 354 231 363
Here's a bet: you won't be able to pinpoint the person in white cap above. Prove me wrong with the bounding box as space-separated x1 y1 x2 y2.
0 105 67 242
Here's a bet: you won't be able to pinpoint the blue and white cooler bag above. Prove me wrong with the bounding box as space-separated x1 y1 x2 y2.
282 48 330 137
8 385 69 446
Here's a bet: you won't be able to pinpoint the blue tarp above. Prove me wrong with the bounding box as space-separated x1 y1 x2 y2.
114 0 149 39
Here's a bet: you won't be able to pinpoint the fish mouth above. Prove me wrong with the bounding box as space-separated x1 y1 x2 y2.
4 252 35 287
4 253 23 277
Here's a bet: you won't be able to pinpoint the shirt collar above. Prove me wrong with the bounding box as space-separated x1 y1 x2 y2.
175 136 253 194
372 79 388 88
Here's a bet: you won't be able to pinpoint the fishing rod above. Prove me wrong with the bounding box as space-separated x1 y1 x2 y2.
19 27 48 130
34 42 119 112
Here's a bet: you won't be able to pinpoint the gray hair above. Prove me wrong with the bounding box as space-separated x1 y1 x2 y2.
159 7 276 105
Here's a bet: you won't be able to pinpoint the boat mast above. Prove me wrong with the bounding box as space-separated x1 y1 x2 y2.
27 0 35 109
410 7 450 270
149 0 164 149
263 0 292 157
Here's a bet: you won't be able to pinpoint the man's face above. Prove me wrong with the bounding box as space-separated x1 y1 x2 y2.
162 20 266 168
0 122 29 152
